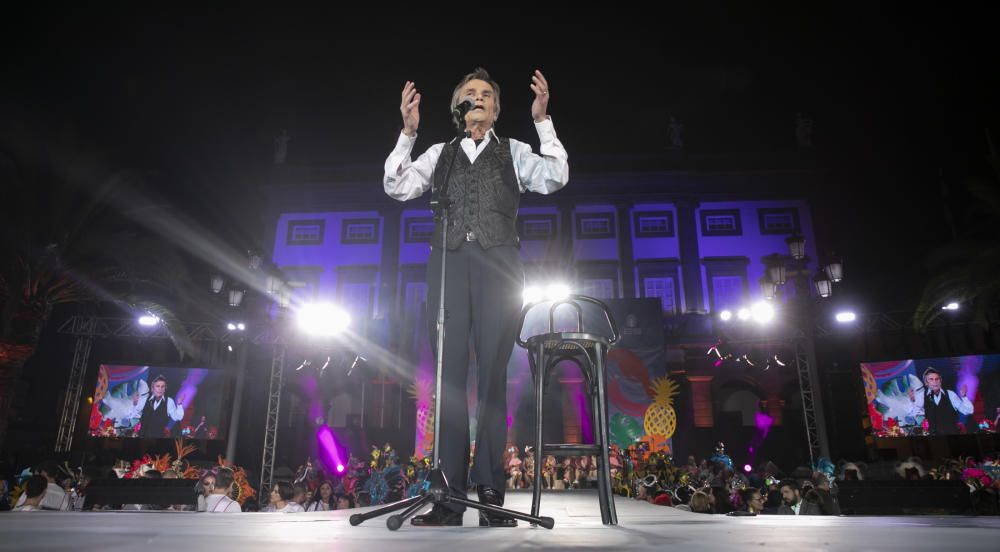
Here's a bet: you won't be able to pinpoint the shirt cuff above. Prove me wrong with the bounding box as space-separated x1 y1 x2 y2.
397 130 418 150
534 117 556 142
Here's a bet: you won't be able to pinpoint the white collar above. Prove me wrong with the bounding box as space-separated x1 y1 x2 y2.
453 127 498 145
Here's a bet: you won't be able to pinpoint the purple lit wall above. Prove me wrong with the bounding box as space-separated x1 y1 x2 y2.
272 210 384 315
518 206 561 263
572 205 619 262
398 209 433 266
696 200 816 311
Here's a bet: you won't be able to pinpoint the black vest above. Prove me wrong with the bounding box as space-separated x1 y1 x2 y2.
140 397 170 438
924 390 959 436
432 136 520 250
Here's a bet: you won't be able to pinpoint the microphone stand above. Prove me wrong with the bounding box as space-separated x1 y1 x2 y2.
351 125 554 530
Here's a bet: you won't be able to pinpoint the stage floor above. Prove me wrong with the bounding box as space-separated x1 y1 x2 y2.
2 489 999 551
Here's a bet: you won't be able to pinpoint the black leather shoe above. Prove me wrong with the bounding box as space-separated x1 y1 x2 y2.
477 486 517 527
411 504 463 527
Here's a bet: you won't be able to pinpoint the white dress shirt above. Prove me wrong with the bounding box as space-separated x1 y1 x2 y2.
204 493 242 513
128 395 185 422
14 482 69 511
383 119 568 201
907 388 974 418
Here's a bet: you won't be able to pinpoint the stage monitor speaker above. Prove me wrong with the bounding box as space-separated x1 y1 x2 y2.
84 478 199 510
836 480 971 515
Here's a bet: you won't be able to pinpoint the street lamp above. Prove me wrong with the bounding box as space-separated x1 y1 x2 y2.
749 233 843 464
823 259 843 283
786 234 806 260
211 274 224 294
760 276 777 300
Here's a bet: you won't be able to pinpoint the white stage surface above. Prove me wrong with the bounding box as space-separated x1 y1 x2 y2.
2 489 999 551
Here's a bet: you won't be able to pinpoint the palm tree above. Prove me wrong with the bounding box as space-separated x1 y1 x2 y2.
0 124 193 449
913 133 1000 330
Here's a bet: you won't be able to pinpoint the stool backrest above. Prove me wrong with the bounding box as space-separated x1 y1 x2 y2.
516 294 621 348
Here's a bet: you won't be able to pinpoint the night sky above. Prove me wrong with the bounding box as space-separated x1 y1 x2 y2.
4 5 997 312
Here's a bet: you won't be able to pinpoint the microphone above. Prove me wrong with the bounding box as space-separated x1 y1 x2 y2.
452 95 475 119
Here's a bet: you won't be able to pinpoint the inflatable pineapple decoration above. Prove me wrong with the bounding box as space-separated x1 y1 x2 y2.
643 377 679 439
407 378 435 448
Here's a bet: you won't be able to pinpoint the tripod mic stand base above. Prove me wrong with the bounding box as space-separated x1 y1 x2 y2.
348 468 555 531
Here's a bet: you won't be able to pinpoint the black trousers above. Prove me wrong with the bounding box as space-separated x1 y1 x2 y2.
425 242 523 511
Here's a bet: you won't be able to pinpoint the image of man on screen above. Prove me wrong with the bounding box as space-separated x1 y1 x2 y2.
129 374 185 438
907 367 973 435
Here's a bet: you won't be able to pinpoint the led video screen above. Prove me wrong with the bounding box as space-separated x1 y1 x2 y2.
88 364 226 439
862 354 1000 437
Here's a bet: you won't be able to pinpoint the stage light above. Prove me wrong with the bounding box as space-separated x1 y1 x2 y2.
942 302 960 311
773 355 786 367
751 301 775 324
336 464 345 473
138 314 160 327
719 310 732 321
523 282 572 304
297 303 351 337
743 464 752 473
835 311 856 323
523 286 544 304
737 308 751 321
237 322 246 331
227 323 237 331
227 345 233 352
545 283 571 301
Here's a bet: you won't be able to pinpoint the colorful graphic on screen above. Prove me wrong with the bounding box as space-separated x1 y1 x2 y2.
88 364 226 439
862 354 1000 437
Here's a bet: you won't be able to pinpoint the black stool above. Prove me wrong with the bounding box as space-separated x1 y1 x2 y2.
516 294 621 525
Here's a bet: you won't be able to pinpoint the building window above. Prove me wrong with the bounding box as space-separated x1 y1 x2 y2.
758 208 801 235
711 276 744 311
518 214 558 241
404 217 435 243
338 266 379 324
700 209 742 236
633 211 674 238
636 259 681 315
341 218 380 244
577 261 620 299
643 277 676 315
575 212 615 239
702 256 749 313
582 278 615 299
287 219 325 245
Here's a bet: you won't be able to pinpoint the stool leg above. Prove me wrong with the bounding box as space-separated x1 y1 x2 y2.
594 344 618 525
531 345 545 519
588 349 610 525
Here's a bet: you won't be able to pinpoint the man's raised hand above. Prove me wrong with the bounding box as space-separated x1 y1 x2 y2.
401 81 421 137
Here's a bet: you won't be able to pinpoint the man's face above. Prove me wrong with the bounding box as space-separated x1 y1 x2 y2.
461 79 498 129
780 485 800 506
925 373 942 393
152 380 167 398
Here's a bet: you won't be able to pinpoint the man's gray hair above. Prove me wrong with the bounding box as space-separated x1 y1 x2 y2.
450 67 501 128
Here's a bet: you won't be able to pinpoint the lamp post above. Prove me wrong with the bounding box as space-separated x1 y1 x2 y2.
221 251 290 463
760 234 845 463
